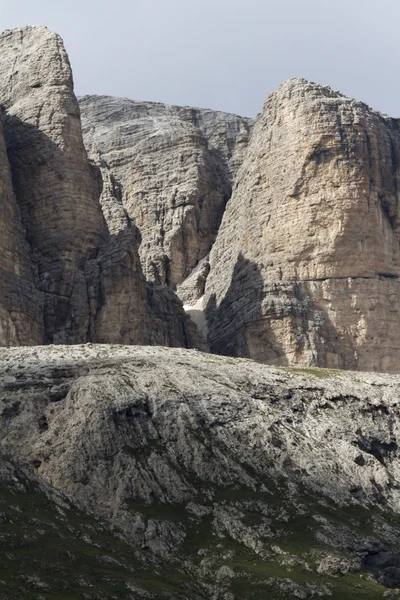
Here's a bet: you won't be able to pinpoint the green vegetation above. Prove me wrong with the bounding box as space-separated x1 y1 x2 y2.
1 462 399 599
0 473 204 600
121 475 399 599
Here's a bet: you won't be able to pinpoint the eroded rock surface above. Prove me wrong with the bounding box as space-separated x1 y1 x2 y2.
2 345 400 597
4 25 400 373
205 78 400 372
79 95 252 290
0 459 207 600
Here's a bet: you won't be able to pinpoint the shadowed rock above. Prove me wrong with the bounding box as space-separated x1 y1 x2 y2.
0 26 107 342
0 27 196 349
79 95 252 292
0 113 43 345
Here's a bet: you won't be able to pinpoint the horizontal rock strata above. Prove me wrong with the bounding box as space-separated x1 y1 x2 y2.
0 27 196 349
205 78 400 372
0 26 108 342
0 115 43 345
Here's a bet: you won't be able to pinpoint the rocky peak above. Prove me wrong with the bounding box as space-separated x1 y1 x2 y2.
2 26 400 373
0 26 200 349
204 77 400 372
0 26 108 342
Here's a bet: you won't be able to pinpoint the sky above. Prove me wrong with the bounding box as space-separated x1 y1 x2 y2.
2 0 400 118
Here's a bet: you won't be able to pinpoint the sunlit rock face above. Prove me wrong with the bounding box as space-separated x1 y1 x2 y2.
205 78 400 372
3 25 400 371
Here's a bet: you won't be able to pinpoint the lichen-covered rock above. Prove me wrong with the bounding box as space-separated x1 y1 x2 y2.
0 114 43 345
79 95 252 290
205 79 400 372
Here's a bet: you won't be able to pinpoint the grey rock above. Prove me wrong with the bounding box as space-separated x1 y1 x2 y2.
204 78 400 373
0 113 43 345
0 26 197 349
79 95 252 290
2 345 400 597
0 26 107 342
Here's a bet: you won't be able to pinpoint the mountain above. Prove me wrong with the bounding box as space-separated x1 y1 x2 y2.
79 95 252 293
0 26 202 349
204 78 400 372
3 27 400 373
3 25 400 599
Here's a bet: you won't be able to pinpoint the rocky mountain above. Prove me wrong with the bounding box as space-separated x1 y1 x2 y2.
79 95 252 295
3 26 400 597
2 344 400 599
3 26 400 374
0 26 108 343
204 79 400 373
0 26 202 349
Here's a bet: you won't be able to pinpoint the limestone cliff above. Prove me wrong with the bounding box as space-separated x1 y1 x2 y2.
205 79 400 372
79 95 252 291
0 27 195 349
0 115 43 345
0 26 108 342
4 26 400 371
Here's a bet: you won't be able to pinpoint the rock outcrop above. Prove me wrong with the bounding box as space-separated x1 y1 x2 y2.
2 344 400 598
0 460 191 600
79 95 252 291
0 115 43 345
0 26 108 342
205 78 400 372
3 25 400 373
0 27 196 349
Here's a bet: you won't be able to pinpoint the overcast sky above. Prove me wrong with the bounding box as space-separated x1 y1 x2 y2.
2 0 400 118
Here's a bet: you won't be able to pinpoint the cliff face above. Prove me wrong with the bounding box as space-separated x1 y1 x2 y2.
2 345 400 598
0 26 108 342
3 26 400 373
0 27 196 349
0 116 43 345
205 79 400 372
79 95 252 291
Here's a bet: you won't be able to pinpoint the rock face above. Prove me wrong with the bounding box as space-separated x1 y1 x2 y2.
79 95 252 291
0 116 43 345
0 27 195 349
205 78 400 372
0 458 212 600
3 25 400 374
0 26 108 342
2 345 400 598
